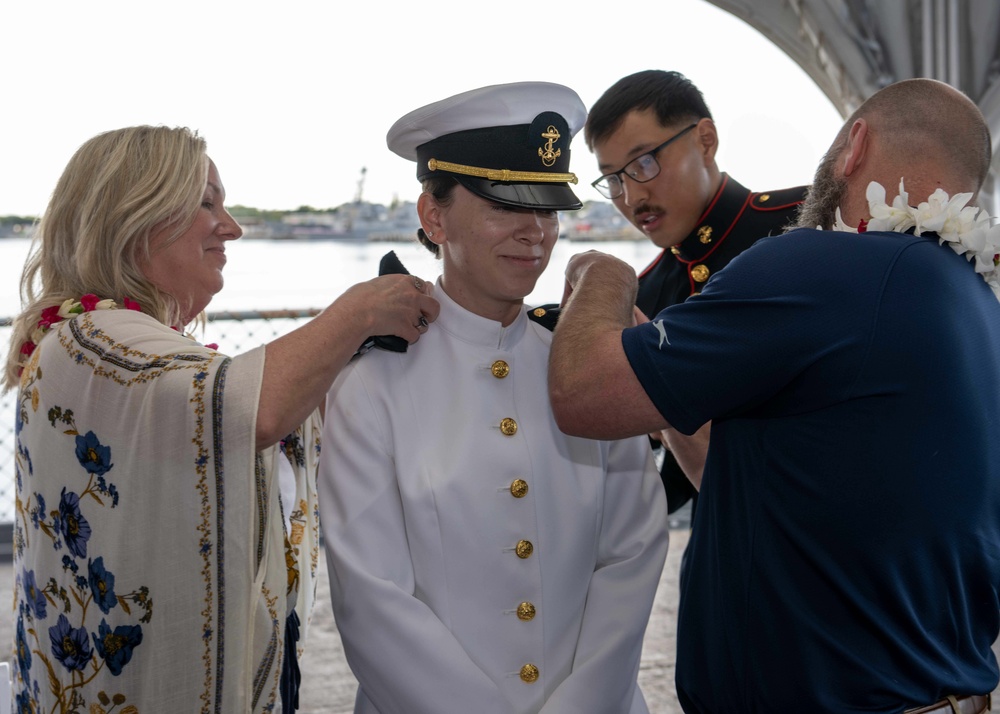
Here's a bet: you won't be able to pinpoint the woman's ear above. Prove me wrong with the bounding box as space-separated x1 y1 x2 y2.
417 192 445 245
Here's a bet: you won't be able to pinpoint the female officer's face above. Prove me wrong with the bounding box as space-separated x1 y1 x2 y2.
426 184 559 326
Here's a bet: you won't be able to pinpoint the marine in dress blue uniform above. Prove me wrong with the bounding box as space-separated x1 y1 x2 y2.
636 174 807 517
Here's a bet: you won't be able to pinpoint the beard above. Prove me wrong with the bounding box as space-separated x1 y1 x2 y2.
794 146 848 230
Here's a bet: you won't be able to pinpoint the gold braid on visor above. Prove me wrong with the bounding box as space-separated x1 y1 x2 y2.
427 158 578 184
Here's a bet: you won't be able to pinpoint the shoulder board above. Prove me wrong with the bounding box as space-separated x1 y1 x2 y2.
527 304 560 331
750 185 809 210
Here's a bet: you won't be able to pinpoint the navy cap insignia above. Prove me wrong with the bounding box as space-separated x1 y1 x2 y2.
538 125 562 167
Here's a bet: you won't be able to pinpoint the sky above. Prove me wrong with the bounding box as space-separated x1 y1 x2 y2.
0 0 844 217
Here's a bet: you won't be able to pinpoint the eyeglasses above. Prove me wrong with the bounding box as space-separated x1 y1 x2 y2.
591 123 698 199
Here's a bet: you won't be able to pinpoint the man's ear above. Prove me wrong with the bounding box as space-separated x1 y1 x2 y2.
696 118 719 163
842 119 870 178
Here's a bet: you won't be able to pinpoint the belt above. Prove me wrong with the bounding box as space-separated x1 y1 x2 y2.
905 693 991 714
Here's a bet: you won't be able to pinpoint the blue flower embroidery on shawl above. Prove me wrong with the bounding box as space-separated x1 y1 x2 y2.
22 568 47 619
49 613 92 672
28 492 44 529
75 430 114 475
13 400 153 711
58 488 92 558
92 619 143 676
280 431 306 468
48 407 120 507
15 615 31 686
96 475 120 506
17 442 32 478
88 557 117 614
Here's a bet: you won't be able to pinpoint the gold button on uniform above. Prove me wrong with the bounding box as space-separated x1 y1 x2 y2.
491 360 510 378
500 417 518 436
532 307 547 318
520 663 539 683
691 264 710 283
515 540 533 558
510 479 528 498
517 601 536 621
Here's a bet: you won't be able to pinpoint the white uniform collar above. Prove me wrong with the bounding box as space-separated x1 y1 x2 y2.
434 277 528 350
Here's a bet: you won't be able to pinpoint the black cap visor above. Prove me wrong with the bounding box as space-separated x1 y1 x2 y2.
454 175 582 211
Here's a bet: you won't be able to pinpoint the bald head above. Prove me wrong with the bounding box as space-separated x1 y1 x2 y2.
848 78 990 189
796 78 992 230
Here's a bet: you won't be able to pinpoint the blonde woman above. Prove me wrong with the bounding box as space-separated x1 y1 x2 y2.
7 125 437 712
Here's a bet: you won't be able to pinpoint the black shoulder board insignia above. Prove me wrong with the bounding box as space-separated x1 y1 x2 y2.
528 304 561 331
355 250 412 356
751 185 809 210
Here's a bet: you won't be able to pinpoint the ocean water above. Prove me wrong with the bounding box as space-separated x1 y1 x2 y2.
0 235 662 524
1 236 661 316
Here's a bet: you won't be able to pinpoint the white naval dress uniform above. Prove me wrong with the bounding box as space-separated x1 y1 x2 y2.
319 281 669 714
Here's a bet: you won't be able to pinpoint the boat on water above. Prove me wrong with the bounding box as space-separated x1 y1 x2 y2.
228 165 643 243
240 200 422 242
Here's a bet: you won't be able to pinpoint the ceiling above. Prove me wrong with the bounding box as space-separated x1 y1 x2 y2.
705 0 1000 210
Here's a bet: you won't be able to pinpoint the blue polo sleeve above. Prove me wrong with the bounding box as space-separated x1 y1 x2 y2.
620 229 896 435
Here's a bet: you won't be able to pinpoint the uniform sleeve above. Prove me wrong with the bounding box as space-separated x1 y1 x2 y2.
318 363 515 714
539 438 669 713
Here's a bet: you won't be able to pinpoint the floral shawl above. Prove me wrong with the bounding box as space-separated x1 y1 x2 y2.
11 309 319 713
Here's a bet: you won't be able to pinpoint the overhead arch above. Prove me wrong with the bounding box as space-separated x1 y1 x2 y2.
706 0 1000 212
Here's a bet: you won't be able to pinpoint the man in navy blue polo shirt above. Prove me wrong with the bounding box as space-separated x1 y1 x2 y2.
548 77 1000 713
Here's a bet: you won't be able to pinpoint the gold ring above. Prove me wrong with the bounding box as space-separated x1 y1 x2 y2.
413 278 424 291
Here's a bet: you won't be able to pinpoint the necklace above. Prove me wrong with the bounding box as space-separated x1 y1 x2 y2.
833 180 1000 300
16 296 141 375
21 295 139 356
17 295 219 377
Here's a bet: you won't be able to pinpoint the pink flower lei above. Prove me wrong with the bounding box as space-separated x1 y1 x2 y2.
17 295 141 375
17 294 220 377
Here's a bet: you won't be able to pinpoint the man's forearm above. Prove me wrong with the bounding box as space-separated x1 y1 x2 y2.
660 422 710 490
549 253 666 439
552 253 638 377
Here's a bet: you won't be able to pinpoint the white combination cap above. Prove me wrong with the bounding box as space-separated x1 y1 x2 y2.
386 81 587 211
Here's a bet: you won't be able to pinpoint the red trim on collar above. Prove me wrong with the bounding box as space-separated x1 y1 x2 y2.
695 174 729 225
672 193 752 267
672 176 753 294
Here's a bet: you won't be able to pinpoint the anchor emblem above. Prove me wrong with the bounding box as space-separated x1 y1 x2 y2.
538 125 562 167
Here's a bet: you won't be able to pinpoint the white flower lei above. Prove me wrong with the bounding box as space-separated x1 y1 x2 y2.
832 179 1000 301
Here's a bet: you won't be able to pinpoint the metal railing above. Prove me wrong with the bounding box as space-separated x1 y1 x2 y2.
0 309 321 547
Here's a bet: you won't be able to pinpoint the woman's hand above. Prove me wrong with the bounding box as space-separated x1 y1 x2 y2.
255 274 440 450
339 273 440 344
